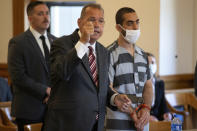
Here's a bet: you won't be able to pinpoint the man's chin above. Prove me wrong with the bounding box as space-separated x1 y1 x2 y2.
41 26 49 31
90 35 101 41
42 24 49 29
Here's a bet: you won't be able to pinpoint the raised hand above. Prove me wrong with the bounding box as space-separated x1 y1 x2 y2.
80 21 94 44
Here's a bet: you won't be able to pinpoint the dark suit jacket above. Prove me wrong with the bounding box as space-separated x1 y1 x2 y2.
43 29 114 131
150 79 170 121
0 77 12 102
195 62 197 96
8 29 56 121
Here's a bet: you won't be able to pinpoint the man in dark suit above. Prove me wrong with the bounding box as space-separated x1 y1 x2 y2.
0 77 12 102
8 1 56 131
147 52 172 121
43 3 131 131
195 62 197 96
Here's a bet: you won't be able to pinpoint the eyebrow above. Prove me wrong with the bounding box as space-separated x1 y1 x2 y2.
127 19 140 23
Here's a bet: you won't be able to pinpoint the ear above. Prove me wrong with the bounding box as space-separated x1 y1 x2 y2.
28 16 32 24
116 24 122 32
77 18 81 27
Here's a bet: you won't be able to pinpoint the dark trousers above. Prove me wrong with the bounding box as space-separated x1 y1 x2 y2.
92 120 98 131
15 118 42 131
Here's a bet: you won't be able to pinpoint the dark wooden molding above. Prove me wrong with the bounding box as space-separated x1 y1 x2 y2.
160 74 194 81
160 74 194 90
0 63 10 85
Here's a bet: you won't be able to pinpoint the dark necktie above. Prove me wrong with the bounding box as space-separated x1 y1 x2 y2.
88 46 98 86
40 35 50 70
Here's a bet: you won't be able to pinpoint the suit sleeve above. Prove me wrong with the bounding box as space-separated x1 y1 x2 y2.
50 38 81 87
158 80 170 115
8 39 47 101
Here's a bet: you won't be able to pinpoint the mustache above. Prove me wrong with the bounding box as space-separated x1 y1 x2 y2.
43 19 49 23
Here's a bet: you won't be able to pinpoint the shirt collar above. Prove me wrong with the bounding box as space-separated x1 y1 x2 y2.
78 30 96 52
30 26 47 39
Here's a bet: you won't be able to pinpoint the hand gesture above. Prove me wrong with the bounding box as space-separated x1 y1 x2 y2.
80 21 94 44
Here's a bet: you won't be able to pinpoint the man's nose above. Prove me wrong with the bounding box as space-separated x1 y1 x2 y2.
93 20 100 27
133 22 139 30
44 13 49 19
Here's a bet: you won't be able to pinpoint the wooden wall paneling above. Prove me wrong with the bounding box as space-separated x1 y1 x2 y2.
0 63 10 85
160 74 194 90
13 0 24 37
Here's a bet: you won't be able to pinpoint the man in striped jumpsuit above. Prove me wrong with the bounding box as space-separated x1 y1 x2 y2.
105 7 153 131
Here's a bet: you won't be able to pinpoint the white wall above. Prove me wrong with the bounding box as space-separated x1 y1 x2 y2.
0 0 12 63
160 0 194 75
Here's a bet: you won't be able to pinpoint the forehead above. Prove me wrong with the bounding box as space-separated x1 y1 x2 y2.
122 12 138 23
33 4 49 12
84 7 104 18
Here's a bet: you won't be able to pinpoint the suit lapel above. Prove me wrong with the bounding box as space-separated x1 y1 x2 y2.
48 35 52 45
81 43 104 88
96 43 106 92
81 54 95 85
47 33 55 45
26 30 49 73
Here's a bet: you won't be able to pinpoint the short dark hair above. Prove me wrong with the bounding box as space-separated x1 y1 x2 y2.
27 1 47 16
115 7 136 25
146 52 155 57
80 3 104 18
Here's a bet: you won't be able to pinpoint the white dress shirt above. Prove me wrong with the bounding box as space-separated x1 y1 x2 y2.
75 32 96 59
30 26 51 57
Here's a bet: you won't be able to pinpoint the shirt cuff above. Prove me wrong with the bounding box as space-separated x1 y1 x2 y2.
75 41 88 59
110 93 119 106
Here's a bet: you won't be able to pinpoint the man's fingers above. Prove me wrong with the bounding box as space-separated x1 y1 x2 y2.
85 22 94 35
137 111 149 130
80 21 94 43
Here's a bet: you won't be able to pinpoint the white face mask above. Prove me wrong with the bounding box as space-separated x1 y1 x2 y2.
119 24 141 44
149 64 157 75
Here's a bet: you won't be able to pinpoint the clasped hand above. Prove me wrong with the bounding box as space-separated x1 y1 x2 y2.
114 94 150 131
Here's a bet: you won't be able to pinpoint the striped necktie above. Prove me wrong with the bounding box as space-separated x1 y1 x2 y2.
88 46 98 86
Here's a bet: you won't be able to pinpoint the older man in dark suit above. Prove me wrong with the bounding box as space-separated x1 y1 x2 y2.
43 3 131 131
8 1 56 131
